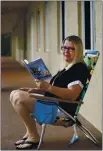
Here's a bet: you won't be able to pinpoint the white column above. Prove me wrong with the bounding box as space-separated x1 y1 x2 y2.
31 14 35 61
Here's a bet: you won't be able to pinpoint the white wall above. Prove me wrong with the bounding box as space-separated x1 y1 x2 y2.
11 1 102 132
65 1 78 37
26 1 63 76
79 1 102 132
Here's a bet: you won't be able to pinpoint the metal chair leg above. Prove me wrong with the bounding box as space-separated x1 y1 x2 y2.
37 124 46 150
58 107 99 146
69 124 79 145
77 124 99 145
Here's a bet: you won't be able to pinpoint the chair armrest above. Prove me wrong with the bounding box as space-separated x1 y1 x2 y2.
30 93 83 104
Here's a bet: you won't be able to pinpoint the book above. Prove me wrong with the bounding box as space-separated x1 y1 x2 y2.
22 58 52 80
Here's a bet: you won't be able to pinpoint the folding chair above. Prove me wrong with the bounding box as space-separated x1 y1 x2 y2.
30 50 100 149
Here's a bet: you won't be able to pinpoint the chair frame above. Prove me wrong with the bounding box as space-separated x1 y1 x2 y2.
30 94 99 150
30 50 100 149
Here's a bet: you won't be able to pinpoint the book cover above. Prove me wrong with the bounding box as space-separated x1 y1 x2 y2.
22 58 52 80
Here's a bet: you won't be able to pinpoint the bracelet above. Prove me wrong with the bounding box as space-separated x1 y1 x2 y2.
47 85 52 92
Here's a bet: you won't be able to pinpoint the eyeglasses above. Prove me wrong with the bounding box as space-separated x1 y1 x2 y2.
61 46 75 52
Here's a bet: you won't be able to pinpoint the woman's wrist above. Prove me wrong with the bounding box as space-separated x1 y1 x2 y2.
46 84 52 92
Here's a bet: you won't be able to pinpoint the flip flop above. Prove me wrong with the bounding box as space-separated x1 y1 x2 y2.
14 137 27 145
16 141 39 150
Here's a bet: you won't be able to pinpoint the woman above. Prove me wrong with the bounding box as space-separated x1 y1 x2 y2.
10 35 90 149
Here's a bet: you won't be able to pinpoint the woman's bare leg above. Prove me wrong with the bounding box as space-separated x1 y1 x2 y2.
10 90 40 143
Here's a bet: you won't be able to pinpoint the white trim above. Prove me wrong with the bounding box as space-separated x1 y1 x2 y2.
90 1 96 50
90 1 93 50
64 1 67 37
37 10 41 52
44 1 49 52
31 14 35 61
81 1 96 50
67 80 84 89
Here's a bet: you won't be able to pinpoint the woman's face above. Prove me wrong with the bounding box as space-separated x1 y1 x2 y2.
62 40 76 63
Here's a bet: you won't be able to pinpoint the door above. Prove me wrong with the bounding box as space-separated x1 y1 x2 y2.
1 33 11 56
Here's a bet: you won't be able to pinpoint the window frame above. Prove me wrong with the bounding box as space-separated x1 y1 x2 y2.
59 1 65 53
81 1 96 51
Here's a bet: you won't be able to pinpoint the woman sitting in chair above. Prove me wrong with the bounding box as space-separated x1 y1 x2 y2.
10 35 90 149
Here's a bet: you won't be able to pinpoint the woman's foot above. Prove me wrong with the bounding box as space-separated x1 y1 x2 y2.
16 137 39 150
14 137 28 146
16 141 39 150
15 133 28 145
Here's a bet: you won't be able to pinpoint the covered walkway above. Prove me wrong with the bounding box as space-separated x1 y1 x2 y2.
1 58 102 150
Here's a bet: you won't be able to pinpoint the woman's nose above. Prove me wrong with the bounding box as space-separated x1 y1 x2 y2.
64 49 70 53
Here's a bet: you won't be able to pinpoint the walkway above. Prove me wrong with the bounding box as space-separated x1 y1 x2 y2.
1 57 102 150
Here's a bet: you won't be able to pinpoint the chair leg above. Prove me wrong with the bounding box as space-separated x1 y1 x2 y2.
77 124 99 145
69 124 79 145
58 107 99 145
37 124 46 150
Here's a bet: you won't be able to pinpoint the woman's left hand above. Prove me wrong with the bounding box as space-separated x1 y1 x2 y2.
34 79 51 91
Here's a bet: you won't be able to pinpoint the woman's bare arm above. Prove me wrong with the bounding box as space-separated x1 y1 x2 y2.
47 84 82 102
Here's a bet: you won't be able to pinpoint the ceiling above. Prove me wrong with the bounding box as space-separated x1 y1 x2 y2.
1 1 30 14
1 1 31 34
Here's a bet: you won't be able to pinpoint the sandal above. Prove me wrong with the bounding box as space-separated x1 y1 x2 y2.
16 141 39 150
14 137 27 145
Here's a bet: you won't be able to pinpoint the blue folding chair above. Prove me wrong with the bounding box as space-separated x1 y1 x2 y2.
30 50 100 149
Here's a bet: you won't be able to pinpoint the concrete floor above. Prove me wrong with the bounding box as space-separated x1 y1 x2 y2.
1 57 102 150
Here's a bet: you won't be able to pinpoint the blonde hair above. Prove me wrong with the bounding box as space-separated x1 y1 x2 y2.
63 35 84 67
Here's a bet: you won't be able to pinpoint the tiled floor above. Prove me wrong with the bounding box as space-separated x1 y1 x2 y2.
1 57 102 150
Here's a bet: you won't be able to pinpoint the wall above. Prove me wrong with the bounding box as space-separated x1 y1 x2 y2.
26 1 63 76
65 1 78 37
26 1 79 75
79 1 102 132
1 13 19 34
11 14 25 62
11 1 102 132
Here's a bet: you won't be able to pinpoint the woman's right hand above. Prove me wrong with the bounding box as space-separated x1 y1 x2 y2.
19 87 45 94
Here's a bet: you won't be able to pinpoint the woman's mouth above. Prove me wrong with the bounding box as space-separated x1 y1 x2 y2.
64 55 70 58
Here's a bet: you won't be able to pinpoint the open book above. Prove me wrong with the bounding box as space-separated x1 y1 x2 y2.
22 58 52 80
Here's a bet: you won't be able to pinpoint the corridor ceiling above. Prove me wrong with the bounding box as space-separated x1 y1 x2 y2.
1 1 30 14
1 1 31 34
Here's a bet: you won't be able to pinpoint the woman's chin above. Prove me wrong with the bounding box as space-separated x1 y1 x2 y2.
64 58 72 63
64 58 70 62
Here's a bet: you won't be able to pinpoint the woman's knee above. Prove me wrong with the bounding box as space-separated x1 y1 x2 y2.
10 90 18 103
10 90 23 105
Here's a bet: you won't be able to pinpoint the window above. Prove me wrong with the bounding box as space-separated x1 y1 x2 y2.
60 1 65 41
81 1 96 50
59 1 65 52
1 33 11 56
84 1 91 49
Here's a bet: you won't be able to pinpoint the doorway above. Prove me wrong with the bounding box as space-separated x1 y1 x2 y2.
1 33 11 56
